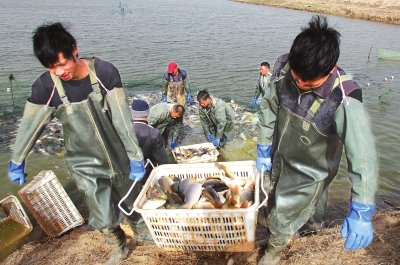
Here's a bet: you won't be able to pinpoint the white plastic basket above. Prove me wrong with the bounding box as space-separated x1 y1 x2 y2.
0 194 33 248
18 170 84 237
172 142 219 164
132 161 260 252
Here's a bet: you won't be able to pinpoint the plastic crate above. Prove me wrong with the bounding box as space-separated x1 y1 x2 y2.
172 142 219 164
133 161 259 252
18 170 84 237
0 195 33 248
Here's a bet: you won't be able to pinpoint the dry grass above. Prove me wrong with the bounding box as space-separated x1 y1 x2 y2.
2 210 399 265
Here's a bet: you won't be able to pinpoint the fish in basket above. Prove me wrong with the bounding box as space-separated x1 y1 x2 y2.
172 143 219 163
129 161 266 252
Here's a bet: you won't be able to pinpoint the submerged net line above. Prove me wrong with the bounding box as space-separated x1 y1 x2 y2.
0 74 259 117
378 89 400 101
378 48 400 60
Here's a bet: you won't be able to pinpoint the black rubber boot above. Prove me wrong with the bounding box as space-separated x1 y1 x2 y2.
102 226 129 265
126 218 154 243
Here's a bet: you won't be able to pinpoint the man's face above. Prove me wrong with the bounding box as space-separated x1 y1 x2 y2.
291 69 332 91
170 110 181 119
199 98 210 108
47 48 79 81
260 65 270 76
171 68 178 76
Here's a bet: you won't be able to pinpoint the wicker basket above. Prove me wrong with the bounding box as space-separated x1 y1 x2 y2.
18 170 84 237
133 161 259 252
172 142 219 164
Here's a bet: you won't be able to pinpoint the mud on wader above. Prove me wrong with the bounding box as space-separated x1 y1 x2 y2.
167 75 186 105
262 64 353 262
49 58 144 264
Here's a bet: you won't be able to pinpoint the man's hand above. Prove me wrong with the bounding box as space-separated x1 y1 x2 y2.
256 144 272 172
186 93 192 103
341 201 375 250
206 134 213 142
213 138 221 148
161 95 167 102
129 160 145 181
251 97 258 107
8 161 26 186
170 140 177 149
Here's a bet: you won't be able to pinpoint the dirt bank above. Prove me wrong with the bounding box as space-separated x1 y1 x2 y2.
231 0 400 25
2 210 399 264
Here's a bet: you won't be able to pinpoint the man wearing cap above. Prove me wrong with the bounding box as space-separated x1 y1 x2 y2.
131 99 171 166
148 102 185 149
161 62 192 105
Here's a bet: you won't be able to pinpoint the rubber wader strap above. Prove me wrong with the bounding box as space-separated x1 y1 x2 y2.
203 102 217 129
50 73 70 104
274 62 290 97
280 62 290 76
302 74 350 131
85 58 100 92
49 58 100 104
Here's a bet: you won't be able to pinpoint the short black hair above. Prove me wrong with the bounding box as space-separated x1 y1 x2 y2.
172 104 185 116
260 62 270 68
32 22 77 68
197 89 210 102
289 15 341 81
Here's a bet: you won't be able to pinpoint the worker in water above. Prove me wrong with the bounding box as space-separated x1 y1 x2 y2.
147 102 185 149
197 89 235 148
161 61 192 105
251 62 272 107
256 15 378 265
7 22 145 265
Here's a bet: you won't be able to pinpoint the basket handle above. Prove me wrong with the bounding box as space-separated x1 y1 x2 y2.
118 159 154 216
257 165 268 210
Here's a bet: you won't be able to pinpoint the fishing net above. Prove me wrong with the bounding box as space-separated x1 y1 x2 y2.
378 48 400 60
0 74 259 117
123 75 259 113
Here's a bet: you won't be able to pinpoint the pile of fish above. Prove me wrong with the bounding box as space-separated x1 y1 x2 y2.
173 146 219 162
141 163 255 210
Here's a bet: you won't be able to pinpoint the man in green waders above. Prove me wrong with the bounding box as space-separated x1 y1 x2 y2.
147 102 185 149
7 22 146 265
161 61 192 105
251 62 272 107
197 89 235 148
256 15 378 264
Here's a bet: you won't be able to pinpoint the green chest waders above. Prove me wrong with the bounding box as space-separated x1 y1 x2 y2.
50 59 142 230
267 80 346 250
167 76 186 105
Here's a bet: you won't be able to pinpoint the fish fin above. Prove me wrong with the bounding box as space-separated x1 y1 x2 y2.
241 200 249 208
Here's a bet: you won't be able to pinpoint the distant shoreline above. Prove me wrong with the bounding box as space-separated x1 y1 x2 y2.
231 0 400 26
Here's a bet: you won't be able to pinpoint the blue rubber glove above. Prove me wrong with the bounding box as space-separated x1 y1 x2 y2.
206 134 213 142
129 160 145 181
256 144 272 172
340 201 375 250
170 140 177 149
186 93 192 103
8 161 26 186
161 95 167 102
251 97 258 107
213 138 221 148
